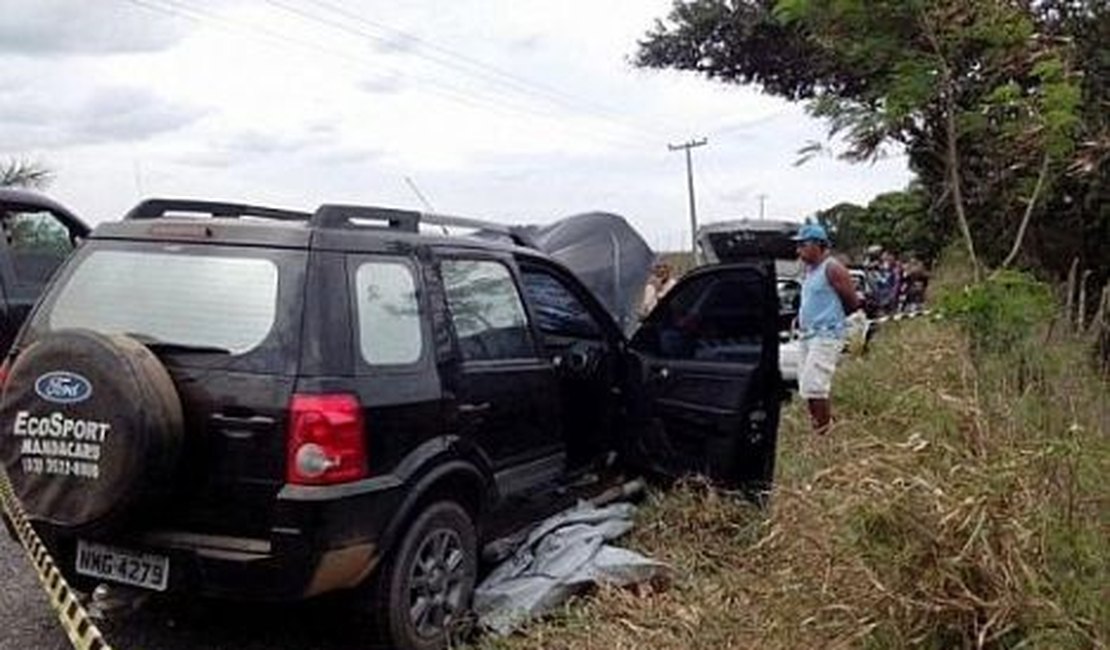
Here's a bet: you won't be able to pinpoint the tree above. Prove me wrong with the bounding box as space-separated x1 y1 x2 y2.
816 183 946 262
638 0 1090 280
0 159 53 189
815 201 870 256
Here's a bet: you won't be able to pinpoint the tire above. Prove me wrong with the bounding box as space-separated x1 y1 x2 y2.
370 501 478 650
0 329 184 533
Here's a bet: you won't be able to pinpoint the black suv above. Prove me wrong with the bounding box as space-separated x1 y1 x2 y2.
0 188 89 354
0 199 781 650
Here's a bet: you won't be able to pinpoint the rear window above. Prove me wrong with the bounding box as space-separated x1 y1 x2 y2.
48 250 279 355
707 230 796 262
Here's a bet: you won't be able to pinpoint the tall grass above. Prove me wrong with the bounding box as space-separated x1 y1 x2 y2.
478 308 1108 648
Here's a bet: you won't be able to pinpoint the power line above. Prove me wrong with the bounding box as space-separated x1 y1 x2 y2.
260 0 670 144
121 0 652 150
291 0 683 140
698 151 736 205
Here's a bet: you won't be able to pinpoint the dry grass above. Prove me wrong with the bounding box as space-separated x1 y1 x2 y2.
476 319 1109 650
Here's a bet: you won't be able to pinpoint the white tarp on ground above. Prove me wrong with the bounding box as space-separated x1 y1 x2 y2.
473 501 669 636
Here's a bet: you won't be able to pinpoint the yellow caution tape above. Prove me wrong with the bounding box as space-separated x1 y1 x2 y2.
0 467 114 650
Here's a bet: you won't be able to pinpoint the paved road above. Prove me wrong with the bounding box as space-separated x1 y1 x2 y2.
0 534 385 650
0 535 68 650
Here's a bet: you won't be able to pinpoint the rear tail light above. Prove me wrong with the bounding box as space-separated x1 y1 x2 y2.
0 358 10 391
286 394 367 485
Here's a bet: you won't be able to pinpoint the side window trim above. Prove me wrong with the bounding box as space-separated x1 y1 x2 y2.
438 254 540 364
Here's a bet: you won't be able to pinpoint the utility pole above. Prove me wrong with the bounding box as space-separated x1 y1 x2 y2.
668 138 708 257
757 193 768 220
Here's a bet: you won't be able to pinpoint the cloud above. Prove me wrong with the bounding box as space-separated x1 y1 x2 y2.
508 34 543 53
0 1 186 56
357 75 406 95
222 130 316 156
0 85 206 152
371 32 420 55
76 87 207 142
313 147 384 166
716 184 757 204
169 125 374 170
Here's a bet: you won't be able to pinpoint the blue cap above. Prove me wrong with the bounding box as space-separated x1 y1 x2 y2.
791 223 830 243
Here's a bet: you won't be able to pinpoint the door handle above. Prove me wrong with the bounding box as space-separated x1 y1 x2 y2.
458 402 491 414
652 367 671 381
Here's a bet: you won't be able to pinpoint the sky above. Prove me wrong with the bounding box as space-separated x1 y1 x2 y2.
0 0 912 251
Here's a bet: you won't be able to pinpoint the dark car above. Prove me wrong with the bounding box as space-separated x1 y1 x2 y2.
0 199 782 650
0 189 89 353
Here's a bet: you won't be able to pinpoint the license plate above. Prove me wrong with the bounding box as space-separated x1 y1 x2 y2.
75 540 169 592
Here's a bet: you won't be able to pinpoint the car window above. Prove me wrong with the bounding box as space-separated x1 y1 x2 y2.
441 259 535 361
521 269 602 339
636 272 767 362
355 259 423 366
48 250 278 355
1 209 75 287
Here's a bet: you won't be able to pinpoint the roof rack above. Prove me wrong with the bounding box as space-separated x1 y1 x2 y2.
123 198 531 246
312 204 530 246
124 199 311 222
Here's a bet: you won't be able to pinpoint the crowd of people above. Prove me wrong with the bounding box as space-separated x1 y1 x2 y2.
856 245 930 317
637 245 932 325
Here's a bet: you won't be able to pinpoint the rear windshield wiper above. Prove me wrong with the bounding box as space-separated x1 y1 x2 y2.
125 333 232 355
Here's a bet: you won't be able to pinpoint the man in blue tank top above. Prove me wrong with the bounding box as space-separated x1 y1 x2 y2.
792 224 862 435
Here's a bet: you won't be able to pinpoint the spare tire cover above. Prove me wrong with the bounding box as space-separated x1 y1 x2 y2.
0 329 184 532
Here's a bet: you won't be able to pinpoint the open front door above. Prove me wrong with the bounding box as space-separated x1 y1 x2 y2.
626 263 783 493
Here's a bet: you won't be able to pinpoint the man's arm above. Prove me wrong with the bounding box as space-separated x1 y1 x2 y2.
826 261 862 313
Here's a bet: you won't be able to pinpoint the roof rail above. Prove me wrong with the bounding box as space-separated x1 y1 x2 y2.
311 204 421 231
123 199 533 246
124 199 311 222
420 212 513 235
313 204 531 246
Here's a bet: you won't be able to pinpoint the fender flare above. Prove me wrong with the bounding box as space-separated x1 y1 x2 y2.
377 442 495 557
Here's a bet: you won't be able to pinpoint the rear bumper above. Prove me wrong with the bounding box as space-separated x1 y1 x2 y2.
41 525 335 598
37 477 408 601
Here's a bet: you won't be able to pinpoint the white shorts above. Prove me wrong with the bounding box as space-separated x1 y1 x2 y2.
798 336 843 399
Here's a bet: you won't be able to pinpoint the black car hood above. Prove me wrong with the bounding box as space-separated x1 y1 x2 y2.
513 212 652 333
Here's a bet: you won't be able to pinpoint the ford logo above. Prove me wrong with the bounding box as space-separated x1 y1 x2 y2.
34 371 93 405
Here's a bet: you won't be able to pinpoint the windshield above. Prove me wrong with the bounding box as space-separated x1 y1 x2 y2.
47 248 279 355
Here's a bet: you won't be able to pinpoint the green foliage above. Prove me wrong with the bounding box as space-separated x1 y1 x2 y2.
938 271 1054 355
635 0 872 101
637 0 1105 281
816 183 945 261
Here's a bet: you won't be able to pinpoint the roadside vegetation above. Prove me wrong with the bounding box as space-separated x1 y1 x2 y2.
478 256 1109 650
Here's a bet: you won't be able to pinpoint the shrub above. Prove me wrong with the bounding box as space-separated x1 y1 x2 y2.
939 270 1054 356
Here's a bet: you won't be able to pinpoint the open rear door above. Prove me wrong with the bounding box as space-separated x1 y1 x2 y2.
625 263 783 493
